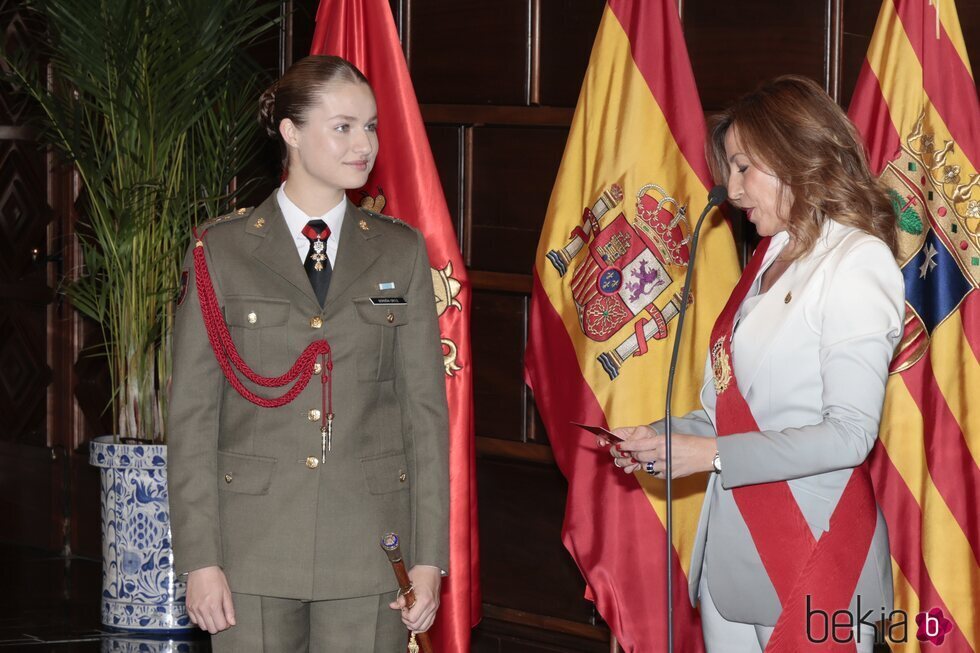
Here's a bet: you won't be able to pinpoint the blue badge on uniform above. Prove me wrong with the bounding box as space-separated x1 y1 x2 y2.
378 282 395 290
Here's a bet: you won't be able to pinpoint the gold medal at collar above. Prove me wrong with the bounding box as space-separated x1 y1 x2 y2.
711 336 733 395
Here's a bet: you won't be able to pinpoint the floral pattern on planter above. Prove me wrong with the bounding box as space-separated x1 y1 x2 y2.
101 636 197 652
91 437 191 631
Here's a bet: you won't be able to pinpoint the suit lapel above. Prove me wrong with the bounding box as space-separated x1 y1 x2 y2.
247 194 320 308
719 220 845 400
323 203 382 313
729 261 806 397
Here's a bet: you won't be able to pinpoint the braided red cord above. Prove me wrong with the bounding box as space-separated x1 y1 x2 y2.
192 231 333 410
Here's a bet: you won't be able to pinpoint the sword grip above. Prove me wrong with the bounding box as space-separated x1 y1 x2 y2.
381 533 434 653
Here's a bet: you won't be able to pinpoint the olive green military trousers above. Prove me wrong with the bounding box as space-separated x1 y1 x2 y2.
210 591 408 652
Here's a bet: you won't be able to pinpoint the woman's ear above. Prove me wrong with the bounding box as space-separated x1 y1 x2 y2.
280 118 300 150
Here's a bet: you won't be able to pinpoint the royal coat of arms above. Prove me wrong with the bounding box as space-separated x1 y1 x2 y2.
547 183 692 379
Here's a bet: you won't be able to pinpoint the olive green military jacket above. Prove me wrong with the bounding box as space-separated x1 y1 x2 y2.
168 193 450 600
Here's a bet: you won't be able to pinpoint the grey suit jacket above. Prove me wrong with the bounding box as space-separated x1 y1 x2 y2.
168 193 450 600
666 220 903 626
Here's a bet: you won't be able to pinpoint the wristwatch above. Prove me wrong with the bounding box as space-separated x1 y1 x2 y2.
711 451 722 474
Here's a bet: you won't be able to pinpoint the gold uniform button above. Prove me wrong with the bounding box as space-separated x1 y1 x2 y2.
224 474 233 483
386 311 395 324
399 470 407 482
247 311 257 324
310 316 323 329
313 362 322 375
308 409 321 421
305 456 319 469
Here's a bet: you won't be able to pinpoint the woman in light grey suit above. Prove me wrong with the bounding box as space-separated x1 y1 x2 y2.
609 77 904 652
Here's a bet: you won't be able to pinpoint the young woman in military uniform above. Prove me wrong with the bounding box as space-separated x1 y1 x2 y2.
168 55 449 652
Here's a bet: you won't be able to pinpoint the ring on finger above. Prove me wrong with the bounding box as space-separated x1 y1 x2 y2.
644 461 659 476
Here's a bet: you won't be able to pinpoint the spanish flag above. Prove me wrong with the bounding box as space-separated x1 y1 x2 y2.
849 0 979 650
524 1 739 650
310 2 480 650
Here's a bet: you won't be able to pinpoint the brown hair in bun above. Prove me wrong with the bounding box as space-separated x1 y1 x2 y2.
259 55 371 167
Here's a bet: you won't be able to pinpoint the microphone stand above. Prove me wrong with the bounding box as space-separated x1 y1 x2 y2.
663 187 726 653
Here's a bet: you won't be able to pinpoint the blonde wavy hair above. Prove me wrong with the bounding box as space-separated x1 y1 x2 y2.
706 75 897 258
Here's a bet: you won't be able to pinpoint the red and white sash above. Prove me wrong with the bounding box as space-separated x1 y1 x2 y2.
708 238 876 651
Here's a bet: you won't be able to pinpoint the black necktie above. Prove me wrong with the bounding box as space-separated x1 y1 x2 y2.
302 219 332 306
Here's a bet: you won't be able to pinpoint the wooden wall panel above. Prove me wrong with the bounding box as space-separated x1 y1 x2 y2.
426 124 464 234
962 1 980 76
410 0 530 105
684 0 828 110
476 457 594 623
0 140 51 445
526 389 548 444
468 126 567 273
536 0 606 107
0 1 64 551
473 619 609 653
472 291 526 441
290 0 319 65
840 0 880 108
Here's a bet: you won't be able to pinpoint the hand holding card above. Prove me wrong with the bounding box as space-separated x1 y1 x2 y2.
570 421 624 445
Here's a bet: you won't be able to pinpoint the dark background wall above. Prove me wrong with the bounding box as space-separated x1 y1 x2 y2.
1 1 977 651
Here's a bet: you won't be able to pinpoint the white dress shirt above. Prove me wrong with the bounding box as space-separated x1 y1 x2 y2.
276 182 345 267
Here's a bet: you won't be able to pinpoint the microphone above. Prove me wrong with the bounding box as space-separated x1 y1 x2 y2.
707 184 728 207
662 185 726 653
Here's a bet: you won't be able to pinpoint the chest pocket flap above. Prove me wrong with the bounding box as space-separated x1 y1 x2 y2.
353 298 409 326
361 450 410 495
218 450 277 495
352 297 407 381
224 296 291 328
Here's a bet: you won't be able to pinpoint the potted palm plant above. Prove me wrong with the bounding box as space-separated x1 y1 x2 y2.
5 0 277 631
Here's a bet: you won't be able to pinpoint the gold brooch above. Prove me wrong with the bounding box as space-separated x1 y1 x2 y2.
711 337 733 394
359 219 369 231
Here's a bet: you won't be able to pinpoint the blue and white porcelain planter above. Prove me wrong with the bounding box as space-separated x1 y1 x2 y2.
90 436 191 631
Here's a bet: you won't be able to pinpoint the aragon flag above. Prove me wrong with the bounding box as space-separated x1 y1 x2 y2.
848 0 980 650
524 1 740 651
310 2 480 650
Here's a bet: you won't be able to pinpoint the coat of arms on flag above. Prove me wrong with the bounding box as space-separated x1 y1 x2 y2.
525 2 740 649
546 182 692 379
848 1 979 649
881 111 979 373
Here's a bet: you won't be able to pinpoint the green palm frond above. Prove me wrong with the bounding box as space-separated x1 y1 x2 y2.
3 0 280 441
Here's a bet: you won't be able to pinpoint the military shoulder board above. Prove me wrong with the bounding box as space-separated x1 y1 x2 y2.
361 208 408 228
198 206 254 231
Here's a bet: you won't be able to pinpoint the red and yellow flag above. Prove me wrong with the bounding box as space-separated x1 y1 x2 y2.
849 0 979 650
311 2 480 650
524 1 739 650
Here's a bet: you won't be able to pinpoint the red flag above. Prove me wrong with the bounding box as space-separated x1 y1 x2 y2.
849 0 979 650
524 1 739 650
311 2 480 649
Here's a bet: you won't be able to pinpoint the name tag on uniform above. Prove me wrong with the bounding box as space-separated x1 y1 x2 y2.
370 297 407 305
